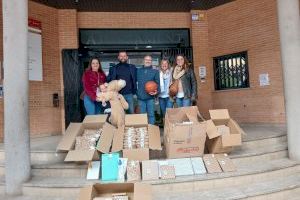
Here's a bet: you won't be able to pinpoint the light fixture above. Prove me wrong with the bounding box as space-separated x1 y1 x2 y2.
146 45 152 49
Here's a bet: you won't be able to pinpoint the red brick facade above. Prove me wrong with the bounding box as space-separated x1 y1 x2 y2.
207 0 285 123
0 0 286 141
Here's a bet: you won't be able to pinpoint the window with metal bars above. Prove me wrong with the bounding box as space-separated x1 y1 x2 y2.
213 51 249 90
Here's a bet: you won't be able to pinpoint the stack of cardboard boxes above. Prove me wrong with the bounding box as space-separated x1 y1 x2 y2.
57 106 244 200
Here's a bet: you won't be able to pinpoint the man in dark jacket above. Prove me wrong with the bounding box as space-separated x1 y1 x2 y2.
136 55 160 125
107 51 137 114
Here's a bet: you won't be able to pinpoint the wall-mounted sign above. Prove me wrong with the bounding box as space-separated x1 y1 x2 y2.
28 18 43 81
199 66 207 82
192 13 205 21
199 13 205 21
259 73 270 86
191 13 199 21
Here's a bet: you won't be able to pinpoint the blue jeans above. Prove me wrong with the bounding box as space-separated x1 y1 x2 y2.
159 97 173 116
84 95 102 115
138 99 155 125
176 97 191 107
123 94 134 114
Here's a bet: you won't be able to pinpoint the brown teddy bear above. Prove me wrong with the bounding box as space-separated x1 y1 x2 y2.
96 79 129 128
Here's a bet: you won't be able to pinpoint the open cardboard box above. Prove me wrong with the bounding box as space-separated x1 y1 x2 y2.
164 106 207 159
206 109 244 153
78 182 152 200
97 114 162 161
56 115 107 162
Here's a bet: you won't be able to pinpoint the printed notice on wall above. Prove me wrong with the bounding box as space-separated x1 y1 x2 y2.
28 18 43 81
259 73 270 86
199 66 206 82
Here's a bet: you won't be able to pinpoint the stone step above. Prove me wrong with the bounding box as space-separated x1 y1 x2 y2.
0 135 66 165
0 195 74 200
230 143 288 165
154 174 300 200
0 150 67 165
0 141 288 178
0 124 287 164
0 158 298 198
240 124 286 141
1 174 299 200
241 135 286 149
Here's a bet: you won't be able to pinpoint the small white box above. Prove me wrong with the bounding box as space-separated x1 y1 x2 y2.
118 158 128 182
191 157 207 174
87 161 100 180
167 158 194 176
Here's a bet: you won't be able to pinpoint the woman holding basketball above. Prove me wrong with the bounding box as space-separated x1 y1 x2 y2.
136 55 160 125
171 55 197 107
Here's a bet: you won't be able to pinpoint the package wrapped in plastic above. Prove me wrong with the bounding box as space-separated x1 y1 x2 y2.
126 160 141 182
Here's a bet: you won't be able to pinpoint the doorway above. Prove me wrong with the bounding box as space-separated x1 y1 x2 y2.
62 29 193 127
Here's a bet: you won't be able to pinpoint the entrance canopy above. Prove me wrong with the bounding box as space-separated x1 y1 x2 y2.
31 0 234 11
80 29 190 49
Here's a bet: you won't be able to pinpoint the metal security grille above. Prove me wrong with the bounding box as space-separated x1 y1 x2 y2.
161 47 193 66
214 51 249 90
62 49 83 127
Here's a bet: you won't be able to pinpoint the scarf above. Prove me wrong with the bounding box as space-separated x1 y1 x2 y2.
173 65 185 80
160 69 171 94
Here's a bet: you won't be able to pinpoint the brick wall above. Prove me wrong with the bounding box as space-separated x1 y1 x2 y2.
206 0 285 123
58 9 79 132
77 12 191 28
0 1 63 141
190 11 213 119
27 1 62 136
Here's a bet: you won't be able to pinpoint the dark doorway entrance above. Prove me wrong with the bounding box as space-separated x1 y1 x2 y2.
62 29 193 127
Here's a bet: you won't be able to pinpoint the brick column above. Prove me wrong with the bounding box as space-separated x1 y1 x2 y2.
277 0 300 161
3 0 31 195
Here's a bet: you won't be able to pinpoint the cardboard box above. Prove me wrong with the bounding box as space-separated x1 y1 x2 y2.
216 154 236 172
168 158 194 176
216 125 230 135
96 122 118 153
87 161 101 180
119 114 162 161
142 160 159 181
118 158 128 182
191 157 207 175
206 137 233 154
127 160 141 182
206 109 244 154
78 183 152 200
160 165 176 180
97 114 162 161
203 154 222 173
164 106 207 158
56 115 107 162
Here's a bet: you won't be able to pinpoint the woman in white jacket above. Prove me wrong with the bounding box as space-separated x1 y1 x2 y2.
159 59 173 117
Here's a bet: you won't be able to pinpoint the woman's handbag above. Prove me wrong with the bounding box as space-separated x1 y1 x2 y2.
169 79 179 97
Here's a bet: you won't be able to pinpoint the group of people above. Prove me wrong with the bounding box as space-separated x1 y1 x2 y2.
82 51 197 125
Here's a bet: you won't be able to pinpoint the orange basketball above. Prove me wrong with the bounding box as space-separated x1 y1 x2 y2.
145 81 158 94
